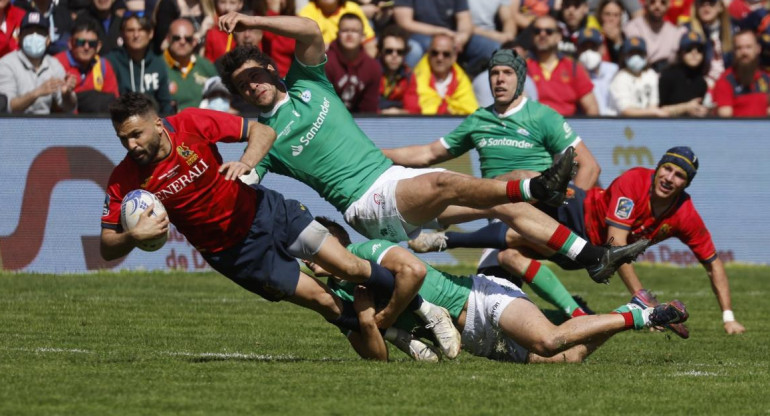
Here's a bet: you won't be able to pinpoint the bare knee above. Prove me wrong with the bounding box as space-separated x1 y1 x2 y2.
528 333 570 357
313 291 343 321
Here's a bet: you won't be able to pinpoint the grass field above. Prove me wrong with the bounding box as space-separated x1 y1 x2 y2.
1 263 769 415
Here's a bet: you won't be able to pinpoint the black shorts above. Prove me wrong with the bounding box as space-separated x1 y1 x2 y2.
203 185 314 302
537 185 588 271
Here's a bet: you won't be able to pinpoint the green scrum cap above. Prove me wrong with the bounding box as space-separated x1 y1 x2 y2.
488 48 527 99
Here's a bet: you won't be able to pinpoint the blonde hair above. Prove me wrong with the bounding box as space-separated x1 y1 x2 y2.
687 0 733 54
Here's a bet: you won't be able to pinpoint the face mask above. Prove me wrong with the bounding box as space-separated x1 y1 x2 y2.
22 33 47 59
626 54 647 73
579 50 602 71
207 97 230 112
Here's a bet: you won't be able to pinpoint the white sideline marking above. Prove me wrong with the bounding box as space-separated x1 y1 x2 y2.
165 351 298 360
8 347 94 354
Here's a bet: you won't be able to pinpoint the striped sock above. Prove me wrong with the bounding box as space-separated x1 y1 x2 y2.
545 225 587 260
613 304 647 330
506 179 533 203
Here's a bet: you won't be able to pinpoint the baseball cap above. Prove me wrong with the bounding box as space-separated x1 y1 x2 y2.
577 27 603 47
679 31 705 50
20 11 50 31
622 36 647 55
202 76 231 99
657 146 699 185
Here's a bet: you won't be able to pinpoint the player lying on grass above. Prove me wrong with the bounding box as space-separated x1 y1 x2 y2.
306 217 689 363
99 92 463 358
215 12 647 284
409 147 746 337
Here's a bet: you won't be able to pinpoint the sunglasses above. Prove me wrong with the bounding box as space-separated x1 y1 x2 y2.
171 35 195 43
74 38 98 48
430 50 453 58
383 48 405 56
534 27 557 35
123 10 145 18
683 45 705 53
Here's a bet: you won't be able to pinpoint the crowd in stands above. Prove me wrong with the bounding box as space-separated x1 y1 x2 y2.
0 0 768 117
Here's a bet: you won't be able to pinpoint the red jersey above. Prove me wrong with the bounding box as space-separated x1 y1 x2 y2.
55 51 119 97
712 67 770 117
583 167 717 263
101 108 255 254
527 56 594 116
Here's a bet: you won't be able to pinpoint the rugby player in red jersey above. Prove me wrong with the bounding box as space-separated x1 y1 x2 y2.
410 147 746 337
99 92 465 357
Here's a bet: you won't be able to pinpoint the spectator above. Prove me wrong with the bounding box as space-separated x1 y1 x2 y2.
658 31 709 115
299 0 377 57
623 0 682 71
175 0 215 45
14 0 74 55
254 0 296 77
559 0 601 57
588 0 641 18
527 15 599 116
149 0 182 55
199 74 233 111
595 0 628 64
204 0 243 63
164 18 218 110
469 0 516 44
378 24 411 114
576 27 618 115
55 17 119 113
712 29 770 117
608 36 705 116
106 14 173 114
403 33 478 115
77 0 123 55
394 0 498 78
325 13 381 113
682 0 735 88
0 11 77 113
0 0 25 58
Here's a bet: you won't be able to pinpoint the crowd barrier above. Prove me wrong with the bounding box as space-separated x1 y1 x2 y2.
0 116 767 273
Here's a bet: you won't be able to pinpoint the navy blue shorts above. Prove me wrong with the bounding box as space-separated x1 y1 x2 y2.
203 185 314 302
536 185 588 271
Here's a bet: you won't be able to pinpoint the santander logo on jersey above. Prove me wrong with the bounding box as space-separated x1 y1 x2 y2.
292 97 330 157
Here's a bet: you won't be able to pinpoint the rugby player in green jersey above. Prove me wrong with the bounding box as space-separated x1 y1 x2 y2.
216 12 648 290
309 218 689 363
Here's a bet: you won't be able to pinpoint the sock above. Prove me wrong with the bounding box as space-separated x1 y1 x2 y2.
364 260 424 311
506 179 534 203
612 304 646 330
327 300 361 332
523 260 583 317
545 224 591 262
575 244 605 267
445 222 509 249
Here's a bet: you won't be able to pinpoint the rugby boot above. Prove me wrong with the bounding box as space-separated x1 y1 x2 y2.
423 304 461 359
387 328 440 362
632 289 690 339
649 300 689 328
408 231 448 253
531 146 577 207
586 238 651 284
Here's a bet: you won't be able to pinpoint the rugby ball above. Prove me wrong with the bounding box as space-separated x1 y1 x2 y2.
120 189 169 252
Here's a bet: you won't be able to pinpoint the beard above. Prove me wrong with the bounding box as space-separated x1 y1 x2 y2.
734 57 759 87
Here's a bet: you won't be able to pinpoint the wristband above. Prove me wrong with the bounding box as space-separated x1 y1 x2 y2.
722 310 735 323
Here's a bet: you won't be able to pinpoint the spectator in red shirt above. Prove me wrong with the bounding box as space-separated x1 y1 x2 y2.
253 0 296 77
0 0 25 58
325 13 381 113
204 0 243 63
527 15 599 116
378 24 411 114
55 17 119 113
712 29 770 117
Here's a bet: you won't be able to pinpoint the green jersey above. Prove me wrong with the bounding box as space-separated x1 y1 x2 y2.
328 240 472 331
255 58 392 212
441 98 580 178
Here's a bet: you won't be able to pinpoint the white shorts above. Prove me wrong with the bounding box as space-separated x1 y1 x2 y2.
462 274 531 363
343 165 445 242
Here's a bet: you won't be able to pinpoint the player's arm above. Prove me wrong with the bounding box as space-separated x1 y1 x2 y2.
218 13 325 66
572 141 600 190
606 225 644 293
382 140 454 167
703 258 746 334
100 207 170 261
219 120 277 181
376 245 428 329
346 286 389 361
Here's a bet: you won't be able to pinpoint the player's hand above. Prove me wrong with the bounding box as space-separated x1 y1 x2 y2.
130 203 169 242
353 286 377 323
219 161 252 181
218 11 256 33
724 320 745 334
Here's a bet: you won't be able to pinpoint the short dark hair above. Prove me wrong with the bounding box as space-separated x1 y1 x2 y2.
314 216 351 247
377 24 410 54
220 45 279 95
70 16 104 38
109 92 158 125
338 12 363 29
121 14 153 32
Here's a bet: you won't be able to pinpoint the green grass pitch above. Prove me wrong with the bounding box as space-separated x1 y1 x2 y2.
1 263 768 415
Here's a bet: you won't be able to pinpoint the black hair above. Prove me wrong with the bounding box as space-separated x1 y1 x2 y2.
220 45 280 95
70 16 104 38
314 216 352 247
338 12 363 28
109 92 158 125
377 24 410 55
121 14 154 32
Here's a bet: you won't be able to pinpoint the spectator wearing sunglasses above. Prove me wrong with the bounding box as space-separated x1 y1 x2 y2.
623 0 682 72
55 17 119 112
681 0 736 89
403 33 478 115
377 24 411 114
76 0 123 55
658 31 709 115
164 18 217 110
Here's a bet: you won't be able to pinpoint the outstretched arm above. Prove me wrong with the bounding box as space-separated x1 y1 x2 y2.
346 286 389 361
219 120 277 180
218 12 325 66
382 140 454 167
606 226 645 293
704 258 746 334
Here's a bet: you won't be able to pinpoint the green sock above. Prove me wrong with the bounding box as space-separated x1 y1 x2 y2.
525 262 583 317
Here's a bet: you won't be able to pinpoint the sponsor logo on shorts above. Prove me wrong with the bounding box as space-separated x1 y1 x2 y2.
614 197 634 219
373 193 383 205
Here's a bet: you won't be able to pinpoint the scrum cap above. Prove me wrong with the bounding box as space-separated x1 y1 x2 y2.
657 146 699 186
488 49 527 99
